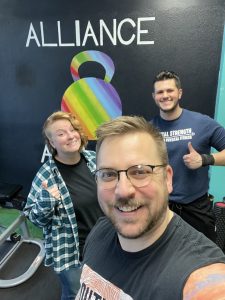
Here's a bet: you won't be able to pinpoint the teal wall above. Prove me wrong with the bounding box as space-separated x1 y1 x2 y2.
209 25 225 202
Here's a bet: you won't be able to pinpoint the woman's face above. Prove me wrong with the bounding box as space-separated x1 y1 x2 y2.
48 119 81 157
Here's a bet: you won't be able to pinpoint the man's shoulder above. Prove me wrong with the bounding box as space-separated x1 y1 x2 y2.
183 109 212 121
89 217 113 238
83 217 114 259
150 115 163 130
150 114 160 123
85 217 115 247
183 263 225 299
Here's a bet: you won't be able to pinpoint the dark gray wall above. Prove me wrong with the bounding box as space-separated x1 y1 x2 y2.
0 0 224 195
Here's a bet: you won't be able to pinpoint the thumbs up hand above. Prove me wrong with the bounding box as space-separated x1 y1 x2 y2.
183 142 202 169
42 180 61 200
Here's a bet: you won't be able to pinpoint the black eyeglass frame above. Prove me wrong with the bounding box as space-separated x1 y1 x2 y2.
95 164 167 188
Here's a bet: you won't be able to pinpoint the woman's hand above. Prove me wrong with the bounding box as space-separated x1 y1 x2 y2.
42 181 61 200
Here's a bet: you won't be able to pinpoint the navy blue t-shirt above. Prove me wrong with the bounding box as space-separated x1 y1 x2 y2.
151 109 225 203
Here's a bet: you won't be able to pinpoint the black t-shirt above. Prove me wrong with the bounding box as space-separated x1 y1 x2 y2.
80 215 225 299
55 154 103 258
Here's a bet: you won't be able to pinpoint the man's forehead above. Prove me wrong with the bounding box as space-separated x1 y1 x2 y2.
97 133 158 165
154 78 176 88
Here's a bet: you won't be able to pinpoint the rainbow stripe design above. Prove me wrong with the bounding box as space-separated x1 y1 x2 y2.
62 50 122 139
70 50 114 83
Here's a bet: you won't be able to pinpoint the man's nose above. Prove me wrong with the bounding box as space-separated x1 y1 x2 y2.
115 172 135 197
162 91 169 98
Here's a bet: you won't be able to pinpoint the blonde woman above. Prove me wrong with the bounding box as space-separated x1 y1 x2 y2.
24 111 103 300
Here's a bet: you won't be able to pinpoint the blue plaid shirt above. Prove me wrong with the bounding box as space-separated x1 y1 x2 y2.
24 150 96 273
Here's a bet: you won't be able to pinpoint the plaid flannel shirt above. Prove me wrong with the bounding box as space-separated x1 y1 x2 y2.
24 150 96 273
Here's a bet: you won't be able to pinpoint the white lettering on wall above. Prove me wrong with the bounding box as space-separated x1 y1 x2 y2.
99 19 117 46
117 18 135 45
26 23 41 47
41 145 51 163
25 17 155 47
40 21 58 47
137 17 155 45
82 21 99 46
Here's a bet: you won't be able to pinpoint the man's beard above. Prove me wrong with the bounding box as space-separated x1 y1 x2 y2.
110 198 168 240
160 100 179 113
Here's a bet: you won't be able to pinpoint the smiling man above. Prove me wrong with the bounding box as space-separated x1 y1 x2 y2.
76 116 225 300
151 70 225 242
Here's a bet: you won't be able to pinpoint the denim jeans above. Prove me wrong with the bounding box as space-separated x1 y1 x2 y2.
58 266 82 300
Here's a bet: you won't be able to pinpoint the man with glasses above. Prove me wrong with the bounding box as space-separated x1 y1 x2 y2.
76 116 225 300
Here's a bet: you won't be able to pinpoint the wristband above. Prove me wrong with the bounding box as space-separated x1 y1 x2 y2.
201 154 215 166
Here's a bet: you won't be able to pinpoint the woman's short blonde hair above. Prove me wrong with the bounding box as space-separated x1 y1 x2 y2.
43 111 88 155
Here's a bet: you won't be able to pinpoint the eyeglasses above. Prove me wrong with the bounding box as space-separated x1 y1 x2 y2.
95 164 167 190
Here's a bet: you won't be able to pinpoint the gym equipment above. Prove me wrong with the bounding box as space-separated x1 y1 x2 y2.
0 181 61 300
214 199 225 253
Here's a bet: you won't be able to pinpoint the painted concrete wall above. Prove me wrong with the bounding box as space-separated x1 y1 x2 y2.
209 26 225 202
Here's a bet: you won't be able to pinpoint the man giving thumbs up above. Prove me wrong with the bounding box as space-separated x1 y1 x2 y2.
151 70 225 242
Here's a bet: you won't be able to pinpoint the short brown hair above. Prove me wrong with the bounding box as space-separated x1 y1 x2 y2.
153 70 181 89
43 111 88 155
95 115 168 164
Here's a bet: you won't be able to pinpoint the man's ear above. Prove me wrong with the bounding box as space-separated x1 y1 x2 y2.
178 89 183 99
166 165 173 194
